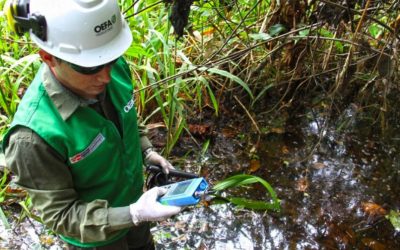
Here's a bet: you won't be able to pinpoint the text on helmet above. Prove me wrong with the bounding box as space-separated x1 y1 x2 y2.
94 15 117 35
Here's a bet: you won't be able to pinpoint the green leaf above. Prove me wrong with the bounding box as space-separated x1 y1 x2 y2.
299 29 310 37
249 33 271 41
125 44 150 58
268 24 286 37
201 67 254 99
386 210 400 231
0 206 10 229
212 175 253 190
206 82 219 115
335 41 344 53
318 28 333 38
212 174 280 211
201 139 210 157
368 24 383 39
316 28 343 53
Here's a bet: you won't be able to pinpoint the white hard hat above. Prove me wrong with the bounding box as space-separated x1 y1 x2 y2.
29 0 132 67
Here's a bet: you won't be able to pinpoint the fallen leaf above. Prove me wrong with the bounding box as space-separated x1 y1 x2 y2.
174 221 186 230
281 146 289 154
40 235 55 246
270 127 285 134
361 202 387 217
296 177 309 192
189 124 211 136
249 159 261 173
361 238 386 250
197 241 209 250
249 145 257 154
312 162 325 169
172 234 187 242
199 222 209 233
202 27 215 36
5 186 27 198
221 127 237 138
1 198 19 206
326 222 356 246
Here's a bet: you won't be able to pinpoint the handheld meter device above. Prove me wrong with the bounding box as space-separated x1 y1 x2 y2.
159 177 208 206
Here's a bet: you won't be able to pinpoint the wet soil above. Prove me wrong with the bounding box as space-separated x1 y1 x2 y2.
153 104 400 249
1 103 399 249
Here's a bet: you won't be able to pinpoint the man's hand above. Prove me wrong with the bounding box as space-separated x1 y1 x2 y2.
129 187 181 225
144 149 174 174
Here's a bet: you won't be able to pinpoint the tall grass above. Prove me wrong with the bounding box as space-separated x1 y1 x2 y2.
1 0 399 150
123 1 186 154
122 0 257 153
0 0 40 137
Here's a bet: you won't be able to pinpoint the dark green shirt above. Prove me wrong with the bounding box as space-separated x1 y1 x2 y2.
4 64 153 243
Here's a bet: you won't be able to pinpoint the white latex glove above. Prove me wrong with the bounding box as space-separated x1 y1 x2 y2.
129 187 181 225
144 150 174 174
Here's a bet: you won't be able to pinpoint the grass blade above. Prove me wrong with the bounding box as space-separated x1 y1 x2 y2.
212 174 280 211
0 206 10 229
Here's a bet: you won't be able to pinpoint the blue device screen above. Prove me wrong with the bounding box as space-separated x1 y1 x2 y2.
170 181 191 195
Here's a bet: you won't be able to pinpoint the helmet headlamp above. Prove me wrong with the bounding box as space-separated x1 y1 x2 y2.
4 0 47 41
3 0 132 67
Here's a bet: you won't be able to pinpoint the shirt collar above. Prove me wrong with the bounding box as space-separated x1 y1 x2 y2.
41 64 100 120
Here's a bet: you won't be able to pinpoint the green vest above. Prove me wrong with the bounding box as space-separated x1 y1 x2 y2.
3 58 143 247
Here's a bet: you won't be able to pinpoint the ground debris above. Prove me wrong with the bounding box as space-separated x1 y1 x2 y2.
361 238 386 250
296 177 309 192
361 202 387 217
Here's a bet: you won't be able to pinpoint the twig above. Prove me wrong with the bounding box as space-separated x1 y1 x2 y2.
332 0 372 94
291 36 389 55
259 4 271 33
233 95 261 134
133 24 321 94
319 0 400 40
124 0 164 19
0 37 34 45
322 27 339 71
123 0 141 14
202 0 264 65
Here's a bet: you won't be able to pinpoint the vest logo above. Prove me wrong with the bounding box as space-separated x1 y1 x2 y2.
69 133 105 164
94 14 116 36
124 98 134 113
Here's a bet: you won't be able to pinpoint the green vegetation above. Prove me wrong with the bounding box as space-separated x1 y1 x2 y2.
212 174 280 211
1 0 399 144
386 210 400 232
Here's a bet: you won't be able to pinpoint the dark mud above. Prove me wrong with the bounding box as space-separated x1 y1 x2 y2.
1 104 399 249
153 104 400 249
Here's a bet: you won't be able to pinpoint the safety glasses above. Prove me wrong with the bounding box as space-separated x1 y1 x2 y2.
60 58 119 75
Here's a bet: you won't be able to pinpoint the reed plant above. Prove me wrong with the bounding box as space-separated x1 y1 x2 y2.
121 0 258 153
1 0 399 146
212 174 281 211
0 0 40 137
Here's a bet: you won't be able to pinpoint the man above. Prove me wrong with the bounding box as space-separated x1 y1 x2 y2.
2 0 181 249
